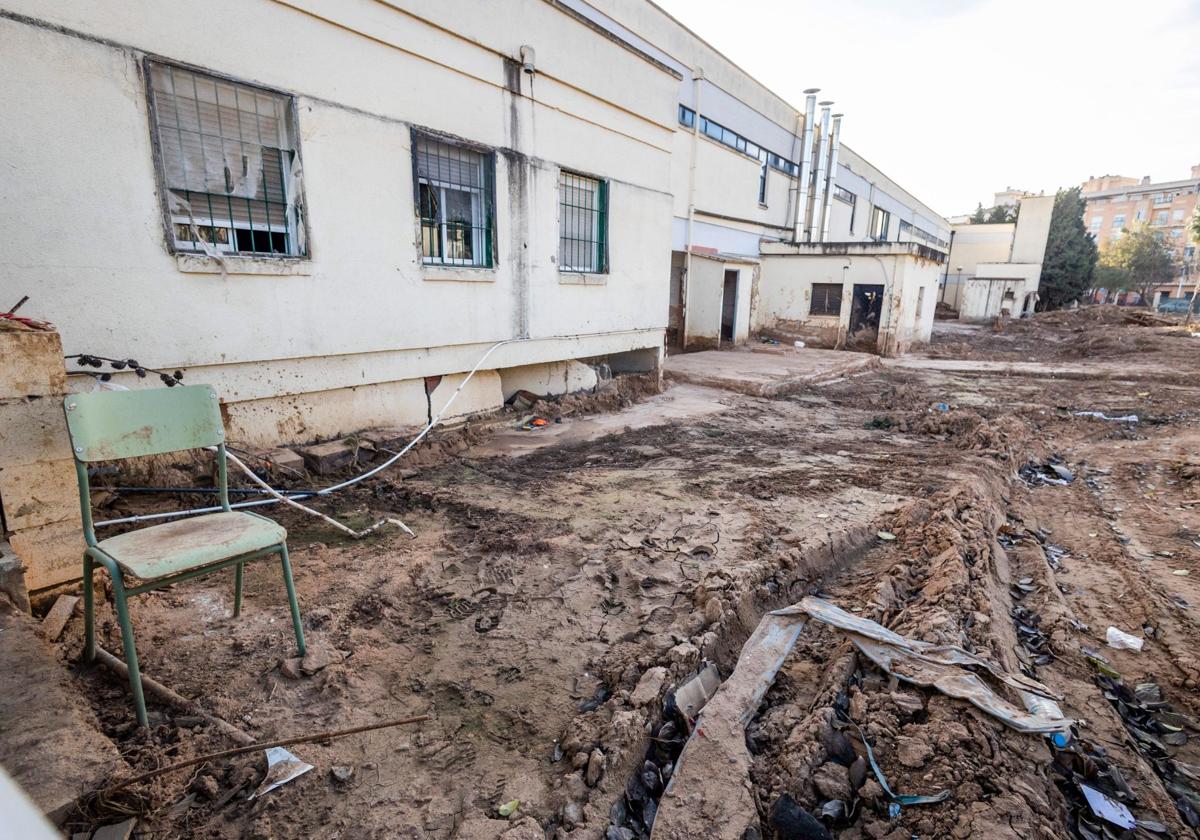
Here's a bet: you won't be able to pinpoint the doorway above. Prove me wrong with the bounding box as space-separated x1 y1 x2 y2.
667 251 685 352
849 284 884 340
720 269 739 343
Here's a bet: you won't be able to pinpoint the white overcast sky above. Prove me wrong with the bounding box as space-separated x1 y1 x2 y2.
651 0 1200 217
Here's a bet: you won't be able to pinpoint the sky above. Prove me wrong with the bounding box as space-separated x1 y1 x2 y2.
652 0 1200 217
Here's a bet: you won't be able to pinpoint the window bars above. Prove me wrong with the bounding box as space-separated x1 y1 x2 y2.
810 283 843 317
414 134 495 268
559 172 608 273
147 61 304 257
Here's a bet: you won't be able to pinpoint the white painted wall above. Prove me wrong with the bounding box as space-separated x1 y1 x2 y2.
754 245 941 355
683 255 725 349
0 1 678 444
1011 194 1055 266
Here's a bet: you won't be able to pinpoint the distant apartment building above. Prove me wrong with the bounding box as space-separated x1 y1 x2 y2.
1082 167 1200 280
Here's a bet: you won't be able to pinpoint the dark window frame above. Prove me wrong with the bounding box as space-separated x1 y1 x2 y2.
810 283 843 317
558 169 609 274
412 130 497 269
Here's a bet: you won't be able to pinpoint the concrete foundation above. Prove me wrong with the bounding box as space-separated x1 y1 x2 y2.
663 347 879 396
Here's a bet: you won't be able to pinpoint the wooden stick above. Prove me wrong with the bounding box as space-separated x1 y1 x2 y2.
93 646 253 745
103 713 431 793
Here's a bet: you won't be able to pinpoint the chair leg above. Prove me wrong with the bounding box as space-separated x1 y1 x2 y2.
278 544 306 657
82 553 96 663
234 562 244 618
110 570 149 727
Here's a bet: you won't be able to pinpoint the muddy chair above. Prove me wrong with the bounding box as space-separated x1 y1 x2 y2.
64 385 305 725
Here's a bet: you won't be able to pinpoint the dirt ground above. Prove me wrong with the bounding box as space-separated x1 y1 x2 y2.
35 306 1200 839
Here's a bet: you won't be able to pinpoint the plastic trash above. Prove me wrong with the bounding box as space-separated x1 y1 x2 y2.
794 340 806 348
1106 626 1144 651
250 747 314 798
1073 411 1139 423
1080 784 1136 829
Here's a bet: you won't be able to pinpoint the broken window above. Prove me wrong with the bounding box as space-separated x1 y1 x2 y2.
147 61 305 257
414 134 495 268
559 171 608 273
810 283 842 317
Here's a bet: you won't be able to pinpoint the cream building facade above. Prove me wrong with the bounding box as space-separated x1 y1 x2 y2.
0 0 678 446
943 195 1055 320
565 0 950 357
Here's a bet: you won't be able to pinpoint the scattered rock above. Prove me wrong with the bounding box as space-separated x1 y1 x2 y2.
585 748 605 787
279 657 303 680
563 800 584 827
891 691 924 716
191 774 219 801
859 779 885 801
330 765 355 784
300 641 346 675
895 736 932 768
812 761 852 801
630 666 667 707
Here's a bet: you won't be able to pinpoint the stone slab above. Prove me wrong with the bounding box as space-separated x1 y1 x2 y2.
0 597 123 823
9 519 84 592
664 348 879 397
0 330 66 399
0 458 82 531
0 397 73 469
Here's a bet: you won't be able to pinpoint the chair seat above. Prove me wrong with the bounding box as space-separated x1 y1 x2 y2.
97 511 286 581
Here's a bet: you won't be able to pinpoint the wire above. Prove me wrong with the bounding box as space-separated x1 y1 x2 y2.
94 338 519 529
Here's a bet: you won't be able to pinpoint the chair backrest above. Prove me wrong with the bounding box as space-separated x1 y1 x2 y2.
63 385 224 462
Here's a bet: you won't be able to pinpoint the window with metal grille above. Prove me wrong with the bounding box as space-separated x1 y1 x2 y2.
810 283 842 316
147 61 305 257
414 134 495 268
559 171 608 273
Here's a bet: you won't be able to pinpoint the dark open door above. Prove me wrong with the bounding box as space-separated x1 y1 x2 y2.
849 284 884 341
721 270 738 343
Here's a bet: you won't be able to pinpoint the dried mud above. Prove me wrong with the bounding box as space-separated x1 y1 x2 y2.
35 307 1200 839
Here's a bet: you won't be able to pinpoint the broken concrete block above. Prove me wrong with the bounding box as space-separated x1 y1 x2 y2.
296 441 356 475
9 519 84 591
0 458 82 531
0 543 30 613
630 666 668 707
266 448 306 477
0 397 73 469
40 594 78 641
0 330 67 399
357 428 411 452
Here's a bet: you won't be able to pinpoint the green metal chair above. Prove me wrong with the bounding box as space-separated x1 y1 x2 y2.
64 384 305 725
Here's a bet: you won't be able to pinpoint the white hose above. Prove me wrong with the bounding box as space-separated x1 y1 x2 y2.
95 338 518 529
222 447 414 540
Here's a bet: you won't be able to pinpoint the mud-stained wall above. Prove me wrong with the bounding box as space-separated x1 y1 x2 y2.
755 251 941 356
683 256 725 350
0 2 676 445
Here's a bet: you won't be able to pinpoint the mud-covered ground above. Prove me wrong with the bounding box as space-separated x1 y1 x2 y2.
42 307 1200 839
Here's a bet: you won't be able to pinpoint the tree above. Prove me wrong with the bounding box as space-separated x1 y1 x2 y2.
970 203 987 224
1099 223 1176 305
1037 186 1099 310
985 204 1016 223
1192 206 1200 244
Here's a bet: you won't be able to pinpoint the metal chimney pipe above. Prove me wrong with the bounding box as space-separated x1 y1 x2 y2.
792 89 819 242
819 113 843 242
807 101 833 242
